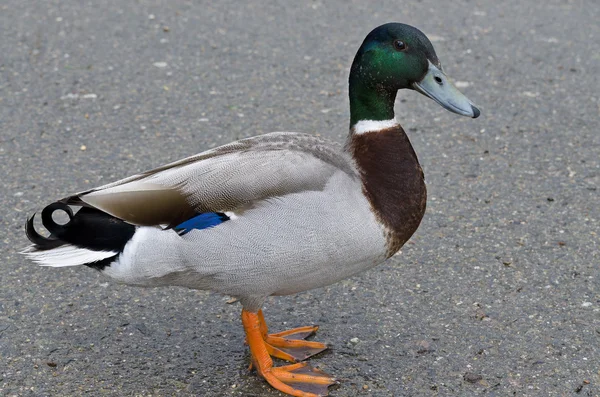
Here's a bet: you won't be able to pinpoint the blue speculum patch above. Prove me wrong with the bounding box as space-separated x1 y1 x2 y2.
174 212 229 235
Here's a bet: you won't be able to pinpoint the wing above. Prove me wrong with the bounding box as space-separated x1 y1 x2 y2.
61 132 356 227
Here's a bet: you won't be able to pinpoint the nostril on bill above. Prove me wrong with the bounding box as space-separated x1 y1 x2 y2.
434 75 443 85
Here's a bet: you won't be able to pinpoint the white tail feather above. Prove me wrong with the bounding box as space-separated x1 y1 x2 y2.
21 244 117 267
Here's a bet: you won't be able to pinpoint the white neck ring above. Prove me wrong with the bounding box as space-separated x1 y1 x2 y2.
352 118 398 134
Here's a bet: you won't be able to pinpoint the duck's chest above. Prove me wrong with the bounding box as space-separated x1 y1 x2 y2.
348 126 427 257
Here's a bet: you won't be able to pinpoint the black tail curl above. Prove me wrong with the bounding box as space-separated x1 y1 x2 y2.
26 202 136 253
26 213 65 250
26 203 73 250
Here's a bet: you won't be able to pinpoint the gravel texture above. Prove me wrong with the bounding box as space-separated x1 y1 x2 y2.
1 1 598 396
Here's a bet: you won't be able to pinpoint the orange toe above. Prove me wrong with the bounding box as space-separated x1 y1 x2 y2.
270 362 337 396
269 325 319 339
266 335 328 362
258 309 328 362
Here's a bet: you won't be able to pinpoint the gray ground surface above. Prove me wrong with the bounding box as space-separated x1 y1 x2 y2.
1 1 598 396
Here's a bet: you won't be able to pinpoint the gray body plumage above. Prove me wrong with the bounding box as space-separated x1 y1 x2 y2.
60 132 388 311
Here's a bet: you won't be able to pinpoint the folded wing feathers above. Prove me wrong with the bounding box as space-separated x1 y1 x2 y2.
81 182 195 227
60 133 353 227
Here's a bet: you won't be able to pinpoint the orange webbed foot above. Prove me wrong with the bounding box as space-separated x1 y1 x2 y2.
258 310 328 362
242 309 337 397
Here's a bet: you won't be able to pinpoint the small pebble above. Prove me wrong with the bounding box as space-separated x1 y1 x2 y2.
464 372 483 383
80 145 87 151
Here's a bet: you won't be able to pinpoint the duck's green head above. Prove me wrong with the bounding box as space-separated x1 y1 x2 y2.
349 23 480 127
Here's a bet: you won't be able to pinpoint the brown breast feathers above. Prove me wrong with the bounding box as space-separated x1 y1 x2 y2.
348 126 427 257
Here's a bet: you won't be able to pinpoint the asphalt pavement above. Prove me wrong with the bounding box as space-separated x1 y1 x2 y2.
1 1 598 396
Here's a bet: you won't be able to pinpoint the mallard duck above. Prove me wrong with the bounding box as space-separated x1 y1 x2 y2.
23 23 479 397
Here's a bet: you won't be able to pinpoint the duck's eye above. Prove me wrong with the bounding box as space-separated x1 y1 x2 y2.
393 39 407 51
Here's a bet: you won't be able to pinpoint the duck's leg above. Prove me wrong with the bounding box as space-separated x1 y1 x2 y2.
242 309 337 397
258 309 329 362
